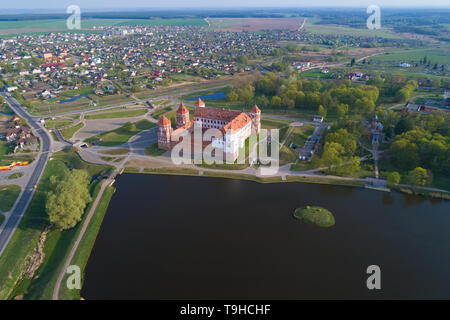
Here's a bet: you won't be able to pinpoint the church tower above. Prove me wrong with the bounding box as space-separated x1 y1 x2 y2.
157 115 173 150
176 103 190 128
249 104 261 134
194 98 205 110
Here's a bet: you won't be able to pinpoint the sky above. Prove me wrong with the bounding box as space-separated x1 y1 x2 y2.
1 0 449 10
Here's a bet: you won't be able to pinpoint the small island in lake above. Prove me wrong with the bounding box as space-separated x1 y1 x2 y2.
293 206 335 227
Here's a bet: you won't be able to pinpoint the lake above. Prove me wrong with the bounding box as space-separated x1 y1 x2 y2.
59 94 88 104
81 174 450 299
186 92 226 101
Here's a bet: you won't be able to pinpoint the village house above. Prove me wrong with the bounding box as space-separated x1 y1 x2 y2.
6 126 31 142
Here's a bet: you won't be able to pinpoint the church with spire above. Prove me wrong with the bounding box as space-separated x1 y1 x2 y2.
157 98 261 162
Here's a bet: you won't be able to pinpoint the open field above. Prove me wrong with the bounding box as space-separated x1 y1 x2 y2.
209 17 305 32
371 47 450 65
304 21 402 39
86 119 156 147
84 109 148 120
0 185 21 212
61 122 84 140
0 18 207 35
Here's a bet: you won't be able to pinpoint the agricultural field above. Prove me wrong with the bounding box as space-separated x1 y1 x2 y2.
371 47 450 65
304 23 402 39
0 18 207 35
208 17 305 32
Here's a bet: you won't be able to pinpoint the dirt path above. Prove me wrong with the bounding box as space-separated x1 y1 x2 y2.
51 163 122 300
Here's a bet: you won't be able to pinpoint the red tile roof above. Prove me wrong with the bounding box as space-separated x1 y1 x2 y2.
177 103 189 114
195 98 205 107
222 113 251 134
250 104 261 114
158 115 171 126
193 106 241 122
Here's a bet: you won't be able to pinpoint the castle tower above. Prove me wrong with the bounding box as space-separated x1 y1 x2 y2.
176 103 190 128
195 98 205 110
249 104 261 134
157 115 173 150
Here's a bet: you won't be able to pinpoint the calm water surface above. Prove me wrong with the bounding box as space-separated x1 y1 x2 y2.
82 174 450 299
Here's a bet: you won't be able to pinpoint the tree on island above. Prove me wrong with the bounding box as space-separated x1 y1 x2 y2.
46 170 92 230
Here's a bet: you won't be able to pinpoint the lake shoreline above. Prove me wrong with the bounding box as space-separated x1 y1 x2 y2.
123 166 450 200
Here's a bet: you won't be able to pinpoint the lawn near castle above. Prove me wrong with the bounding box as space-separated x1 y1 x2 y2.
293 206 335 227
86 120 156 147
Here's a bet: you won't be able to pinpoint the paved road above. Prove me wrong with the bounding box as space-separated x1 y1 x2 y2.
0 92 51 256
297 123 328 160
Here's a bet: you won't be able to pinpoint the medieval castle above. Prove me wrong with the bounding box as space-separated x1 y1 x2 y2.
157 98 261 162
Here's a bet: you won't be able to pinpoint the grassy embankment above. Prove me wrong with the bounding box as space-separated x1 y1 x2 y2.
57 185 115 300
0 185 21 212
293 206 335 227
0 148 113 300
99 148 129 155
45 118 73 130
84 109 148 120
60 122 84 140
86 119 156 147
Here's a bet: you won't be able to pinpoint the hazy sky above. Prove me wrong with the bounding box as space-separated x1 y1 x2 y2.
1 0 449 10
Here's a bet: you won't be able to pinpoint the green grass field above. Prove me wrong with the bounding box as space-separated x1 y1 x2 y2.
0 185 21 212
0 141 12 156
0 18 207 32
371 47 450 65
45 118 73 130
86 119 156 147
60 122 84 140
145 143 166 156
0 213 4 226
85 109 147 120
151 106 173 119
284 124 315 148
99 148 129 155
305 22 401 39
261 118 292 129
0 148 112 300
